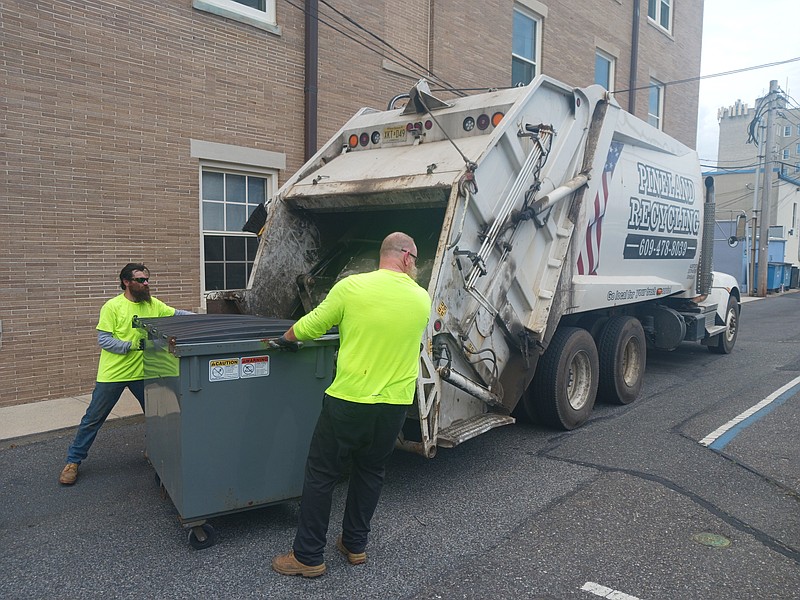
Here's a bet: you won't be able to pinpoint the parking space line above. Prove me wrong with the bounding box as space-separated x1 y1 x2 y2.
581 581 642 600
700 374 800 450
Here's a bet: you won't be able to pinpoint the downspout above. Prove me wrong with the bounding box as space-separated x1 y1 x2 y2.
304 0 319 161
428 0 434 72
629 0 640 114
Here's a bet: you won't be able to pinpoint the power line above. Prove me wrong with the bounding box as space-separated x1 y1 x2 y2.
316 0 464 96
615 56 800 95
281 0 463 97
701 161 762 170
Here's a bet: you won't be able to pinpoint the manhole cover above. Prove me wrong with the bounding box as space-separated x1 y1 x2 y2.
692 532 731 548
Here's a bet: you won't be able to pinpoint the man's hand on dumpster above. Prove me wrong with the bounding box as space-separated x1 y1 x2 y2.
269 335 302 352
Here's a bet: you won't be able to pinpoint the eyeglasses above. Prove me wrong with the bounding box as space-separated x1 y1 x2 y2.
401 248 417 261
131 277 149 284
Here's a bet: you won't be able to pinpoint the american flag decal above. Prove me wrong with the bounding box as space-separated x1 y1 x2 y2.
577 141 623 275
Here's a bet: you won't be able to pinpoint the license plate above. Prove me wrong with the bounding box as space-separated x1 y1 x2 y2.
383 125 407 143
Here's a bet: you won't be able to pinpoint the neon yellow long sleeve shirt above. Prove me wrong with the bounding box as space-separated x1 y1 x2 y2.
293 269 431 405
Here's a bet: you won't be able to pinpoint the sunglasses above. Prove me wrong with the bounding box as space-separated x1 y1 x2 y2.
131 277 149 283
401 248 417 261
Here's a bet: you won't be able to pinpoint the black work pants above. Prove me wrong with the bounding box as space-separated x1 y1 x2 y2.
292 394 408 566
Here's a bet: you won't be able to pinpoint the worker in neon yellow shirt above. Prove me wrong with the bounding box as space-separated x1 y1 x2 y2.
59 263 192 486
272 232 431 578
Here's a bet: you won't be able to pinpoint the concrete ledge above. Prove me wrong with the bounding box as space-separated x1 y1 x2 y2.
0 389 142 442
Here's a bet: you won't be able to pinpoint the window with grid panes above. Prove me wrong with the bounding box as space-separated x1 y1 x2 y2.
594 50 615 91
648 80 664 129
647 0 672 33
201 169 268 291
512 6 542 86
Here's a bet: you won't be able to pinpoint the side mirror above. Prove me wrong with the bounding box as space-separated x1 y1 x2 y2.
735 213 747 241
728 213 747 247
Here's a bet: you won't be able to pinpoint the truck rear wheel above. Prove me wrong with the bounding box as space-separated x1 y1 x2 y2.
709 296 739 354
597 316 646 405
525 327 598 430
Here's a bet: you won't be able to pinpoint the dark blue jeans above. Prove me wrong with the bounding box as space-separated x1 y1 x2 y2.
292 394 408 566
65 380 145 465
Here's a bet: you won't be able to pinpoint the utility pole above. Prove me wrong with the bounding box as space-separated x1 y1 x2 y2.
757 80 779 297
750 120 764 295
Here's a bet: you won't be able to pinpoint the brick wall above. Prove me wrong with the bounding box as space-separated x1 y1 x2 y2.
0 0 703 407
1 0 311 405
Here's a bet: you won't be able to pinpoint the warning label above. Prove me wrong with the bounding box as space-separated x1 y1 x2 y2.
240 355 270 378
209 358 240 382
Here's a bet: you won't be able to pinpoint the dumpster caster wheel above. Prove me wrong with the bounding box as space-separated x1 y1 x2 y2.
188 524 216 550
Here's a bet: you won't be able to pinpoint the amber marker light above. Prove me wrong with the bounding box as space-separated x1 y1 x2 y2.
348 134 359 148
491 112 504 127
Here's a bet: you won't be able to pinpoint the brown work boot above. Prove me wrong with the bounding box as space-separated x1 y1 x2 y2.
337 535 367 565
59 463 79 485
271 551 326 578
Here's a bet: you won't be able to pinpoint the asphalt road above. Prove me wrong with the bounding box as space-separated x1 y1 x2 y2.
1 294 798 599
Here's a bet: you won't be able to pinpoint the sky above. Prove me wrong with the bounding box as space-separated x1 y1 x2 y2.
695 0 800 164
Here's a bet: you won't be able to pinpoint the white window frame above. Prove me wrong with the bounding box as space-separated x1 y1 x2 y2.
594 49 616 92
796 143 800 155
199 163 277 295
783 149 791 160
190 140 285 304
648 79 664 130
784 125 793 137
512 3 544 86
647 0 672 34
193 0 280 34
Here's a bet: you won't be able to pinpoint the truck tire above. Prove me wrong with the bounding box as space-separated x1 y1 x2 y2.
709 296 739 354
526 327 598 430
597 316 646 405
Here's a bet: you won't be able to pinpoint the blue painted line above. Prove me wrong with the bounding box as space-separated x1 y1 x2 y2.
708 382 800 451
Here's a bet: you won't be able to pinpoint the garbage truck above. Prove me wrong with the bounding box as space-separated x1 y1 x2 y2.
210 75 741 458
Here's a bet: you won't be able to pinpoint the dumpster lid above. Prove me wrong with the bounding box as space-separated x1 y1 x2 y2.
135 315 298 344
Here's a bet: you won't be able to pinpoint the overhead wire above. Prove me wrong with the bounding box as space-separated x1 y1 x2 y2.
701 161 763 170
316 0 465 97
281 0 463 97
614 56 800 95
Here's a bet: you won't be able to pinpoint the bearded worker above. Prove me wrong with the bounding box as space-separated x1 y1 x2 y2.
58 263 193 485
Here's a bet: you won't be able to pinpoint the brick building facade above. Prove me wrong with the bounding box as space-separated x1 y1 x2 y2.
0 0 703 407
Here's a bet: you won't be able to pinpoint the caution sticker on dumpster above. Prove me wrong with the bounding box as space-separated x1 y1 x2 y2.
240 355 270 378
209 358 240 382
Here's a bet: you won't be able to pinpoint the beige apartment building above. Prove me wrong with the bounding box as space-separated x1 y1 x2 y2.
1 0 703 407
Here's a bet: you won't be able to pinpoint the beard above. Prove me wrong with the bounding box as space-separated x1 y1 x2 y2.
131 287 151 302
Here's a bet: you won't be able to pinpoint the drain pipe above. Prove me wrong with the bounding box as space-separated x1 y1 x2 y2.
629 0 640 114
304 0 319 160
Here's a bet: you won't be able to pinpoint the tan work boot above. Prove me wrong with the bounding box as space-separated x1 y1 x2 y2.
271 551 326 578
59 463 78 485
337 535 367 565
